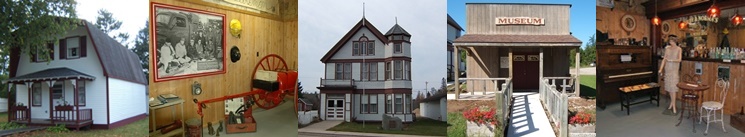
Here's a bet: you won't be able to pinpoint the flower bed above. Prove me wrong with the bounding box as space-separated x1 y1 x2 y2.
463 106 499 137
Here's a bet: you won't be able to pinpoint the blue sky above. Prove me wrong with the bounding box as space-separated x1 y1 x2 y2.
447 0 596 48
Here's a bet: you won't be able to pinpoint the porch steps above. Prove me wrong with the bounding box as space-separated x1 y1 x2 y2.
0 126 46 136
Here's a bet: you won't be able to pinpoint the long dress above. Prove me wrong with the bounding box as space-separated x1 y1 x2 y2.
664 45 681 93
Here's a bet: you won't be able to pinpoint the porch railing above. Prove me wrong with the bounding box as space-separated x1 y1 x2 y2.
543 76 578 97
540 77 569 137
459 78 511 96
52 108 92 122
319 78 355 87
10 106 30 121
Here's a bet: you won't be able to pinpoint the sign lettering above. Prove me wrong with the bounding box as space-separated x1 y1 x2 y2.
496 17 545 25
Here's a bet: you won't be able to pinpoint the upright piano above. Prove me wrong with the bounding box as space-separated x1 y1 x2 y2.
596 44 659 109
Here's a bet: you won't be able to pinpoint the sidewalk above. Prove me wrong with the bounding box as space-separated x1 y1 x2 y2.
507 92 557 137
298 120 439 137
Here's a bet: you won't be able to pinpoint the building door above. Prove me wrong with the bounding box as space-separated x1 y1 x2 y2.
512 53 540 90
326 99 344 120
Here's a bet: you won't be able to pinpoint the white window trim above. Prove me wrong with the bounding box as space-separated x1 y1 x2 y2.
67 37 80 59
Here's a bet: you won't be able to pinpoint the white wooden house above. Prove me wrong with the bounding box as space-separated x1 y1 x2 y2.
4 20 148 130
317 17 414 122
447 14 465 82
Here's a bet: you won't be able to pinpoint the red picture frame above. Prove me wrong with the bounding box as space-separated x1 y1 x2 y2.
150 2 227 82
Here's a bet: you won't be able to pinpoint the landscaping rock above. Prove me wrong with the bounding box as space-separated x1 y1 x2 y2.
381 115 402 130
466 121 495 137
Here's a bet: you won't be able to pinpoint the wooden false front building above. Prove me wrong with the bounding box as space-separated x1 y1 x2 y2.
452 3 582 96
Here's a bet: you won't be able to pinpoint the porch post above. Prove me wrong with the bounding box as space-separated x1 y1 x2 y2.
25 82 32 123
454 46 460 99
575 47 581 96
508 48 513 79
72 79 78 125
539 48 544 88
47 81 55 124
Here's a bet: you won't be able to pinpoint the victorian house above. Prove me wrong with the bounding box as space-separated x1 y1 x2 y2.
4 20 148 130
317 17 414 122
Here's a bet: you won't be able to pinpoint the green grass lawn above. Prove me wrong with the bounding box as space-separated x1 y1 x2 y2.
328 118 447 136
447 112 466 137
2 117 148 137
0 112 7 122
579 75 597 97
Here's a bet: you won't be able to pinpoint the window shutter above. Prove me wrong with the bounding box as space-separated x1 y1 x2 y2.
31 52 37 62
59 39 67 59
47 43 54 60
80 36 87 57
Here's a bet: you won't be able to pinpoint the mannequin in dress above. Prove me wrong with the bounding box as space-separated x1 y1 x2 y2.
659 35 682 113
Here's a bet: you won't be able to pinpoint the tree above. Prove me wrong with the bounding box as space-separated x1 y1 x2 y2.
440 77 446 93
0 0 78 99
131 20 149 77
0 0 78 60
570 34 597 67
94 9 129 46
297 81 304 98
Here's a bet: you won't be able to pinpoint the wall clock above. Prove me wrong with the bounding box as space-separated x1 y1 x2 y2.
621 15 636 32
192 81 202 95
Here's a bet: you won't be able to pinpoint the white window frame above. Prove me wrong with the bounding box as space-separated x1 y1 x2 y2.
67 37 80 59
78 81 86 106
32 84 42 106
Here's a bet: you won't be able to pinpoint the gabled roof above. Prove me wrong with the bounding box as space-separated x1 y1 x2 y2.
82 21 148 85
419 92 446 102
320 18 389 63
385 24 411 36
5 67 95 83
447 14 463 31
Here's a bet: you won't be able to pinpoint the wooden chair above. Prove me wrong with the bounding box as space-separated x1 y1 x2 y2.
699 78 731 135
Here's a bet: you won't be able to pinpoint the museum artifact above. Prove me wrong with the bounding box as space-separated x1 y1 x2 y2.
193 54 298 134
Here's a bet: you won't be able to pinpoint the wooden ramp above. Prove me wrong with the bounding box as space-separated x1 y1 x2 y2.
0 126 46 136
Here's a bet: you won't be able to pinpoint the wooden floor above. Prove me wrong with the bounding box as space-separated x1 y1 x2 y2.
12 119 93 129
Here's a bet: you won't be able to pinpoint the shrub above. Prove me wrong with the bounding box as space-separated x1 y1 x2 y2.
569 111 594 125
0 122 26 130
462 106 498 126
46 124 69 132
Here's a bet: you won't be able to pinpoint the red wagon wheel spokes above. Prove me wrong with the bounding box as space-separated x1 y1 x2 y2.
251 54 289 109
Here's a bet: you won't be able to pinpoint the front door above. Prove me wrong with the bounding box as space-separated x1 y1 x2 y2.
326 99 344 120
512 53 540 90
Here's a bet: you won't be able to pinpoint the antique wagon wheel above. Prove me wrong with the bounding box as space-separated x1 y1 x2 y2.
251 54 289 109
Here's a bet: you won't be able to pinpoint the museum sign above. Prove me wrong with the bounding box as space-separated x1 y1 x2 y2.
495 17 545 25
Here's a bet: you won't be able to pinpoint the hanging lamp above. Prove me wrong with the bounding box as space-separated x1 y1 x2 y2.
652 0 661 25
733 9 743 26
708 0 720 18
679 21 688 29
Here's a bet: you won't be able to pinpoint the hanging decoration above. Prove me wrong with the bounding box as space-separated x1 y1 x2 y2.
732 10 743 26
707 0 720 18
230 19 243 38
679 21 688 30
652 0 660 25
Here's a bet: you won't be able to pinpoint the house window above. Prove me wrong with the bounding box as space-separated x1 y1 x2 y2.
385 62 391 80
353 42 359 56
386 94 392 113
67 37 80 58
361 94 378 114
394 61 402 79
395 94 403 113
353 37 374 56
335 63 352 80
366 42 374 55
33 43 54 62
405 94 412 113
394 44 402 53
78 80 86 106
360 62 377 81
32 84 42 106
406 61 411 80
52 81 64 105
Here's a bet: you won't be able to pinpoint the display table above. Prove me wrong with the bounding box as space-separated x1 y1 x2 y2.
149 98 185 137
675 83 709 133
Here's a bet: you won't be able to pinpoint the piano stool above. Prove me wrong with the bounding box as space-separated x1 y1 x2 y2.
618 83 661 115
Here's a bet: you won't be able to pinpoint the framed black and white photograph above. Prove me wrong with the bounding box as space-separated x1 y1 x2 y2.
151 3 226 82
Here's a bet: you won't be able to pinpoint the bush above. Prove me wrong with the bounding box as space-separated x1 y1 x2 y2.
0 122 26 130
569 111 594 125
462 106 498 126
46 124 69 132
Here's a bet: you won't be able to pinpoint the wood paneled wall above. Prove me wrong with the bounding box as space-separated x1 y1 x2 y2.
148 0 298 128
466 4 570 35
465 47 500 91
597 5 651 41
678 61 744 115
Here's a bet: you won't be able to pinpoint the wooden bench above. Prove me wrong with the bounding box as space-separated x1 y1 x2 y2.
618 82 660 115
